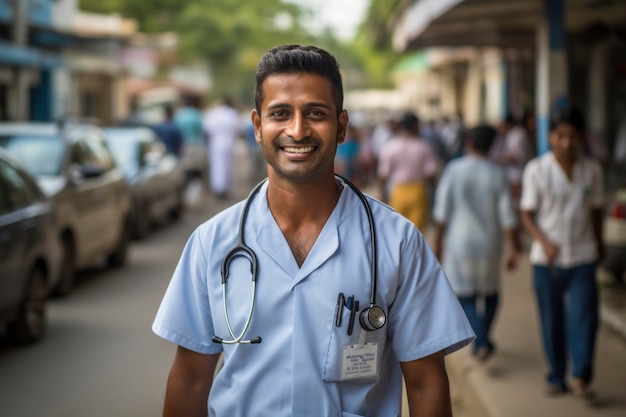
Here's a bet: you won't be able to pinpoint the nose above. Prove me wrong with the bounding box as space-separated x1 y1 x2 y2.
285 113 310 141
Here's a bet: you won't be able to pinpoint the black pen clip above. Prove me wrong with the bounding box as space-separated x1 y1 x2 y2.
334 292 345 327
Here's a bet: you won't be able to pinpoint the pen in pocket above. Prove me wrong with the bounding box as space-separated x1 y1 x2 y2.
334 292 345 327
348 300 358 336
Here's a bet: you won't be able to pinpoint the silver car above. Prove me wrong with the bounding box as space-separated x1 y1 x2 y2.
104 127 186 239
0 148 60 343
0 122 132 296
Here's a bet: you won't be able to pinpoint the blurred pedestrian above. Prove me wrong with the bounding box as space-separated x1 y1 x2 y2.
369 113 396 162
174 95 206 182
242 114 266 185
433 125 519 362
520 107 604 399
334 123 360 182
440 113 465 161
153 104 183 157
489 114 532 207
378 112 440 231
203 96 241 199
421 119 448 166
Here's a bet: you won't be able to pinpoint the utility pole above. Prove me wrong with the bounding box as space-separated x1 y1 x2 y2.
13 0 29 120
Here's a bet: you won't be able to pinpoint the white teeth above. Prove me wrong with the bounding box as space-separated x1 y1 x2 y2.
283 146 314 153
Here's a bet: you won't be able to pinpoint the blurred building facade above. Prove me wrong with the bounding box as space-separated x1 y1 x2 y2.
390 0 626 159
0 0 137 124
119 31 211 125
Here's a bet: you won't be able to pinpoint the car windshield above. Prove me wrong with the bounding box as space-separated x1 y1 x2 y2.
105 130 139 170
0 134 65 176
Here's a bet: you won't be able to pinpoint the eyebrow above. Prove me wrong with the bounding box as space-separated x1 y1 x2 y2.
265 102 333 111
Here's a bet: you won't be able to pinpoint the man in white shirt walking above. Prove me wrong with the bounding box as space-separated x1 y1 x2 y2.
203 96 241 199
520 107 604 400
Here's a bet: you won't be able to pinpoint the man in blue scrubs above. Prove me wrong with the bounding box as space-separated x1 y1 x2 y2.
152 44 474 417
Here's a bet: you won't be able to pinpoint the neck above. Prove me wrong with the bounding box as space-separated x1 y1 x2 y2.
553 151 576 177
553 151 575 166
266 173 342 226
467 148 487 158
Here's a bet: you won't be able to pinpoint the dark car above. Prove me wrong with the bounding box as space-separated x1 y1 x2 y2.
0 149 60 343
104 127 186 239
0 122 132 296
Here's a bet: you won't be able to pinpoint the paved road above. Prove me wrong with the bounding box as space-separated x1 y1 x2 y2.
0 192 215 417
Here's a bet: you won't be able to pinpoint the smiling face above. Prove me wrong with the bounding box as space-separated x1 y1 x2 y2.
251 72 348 185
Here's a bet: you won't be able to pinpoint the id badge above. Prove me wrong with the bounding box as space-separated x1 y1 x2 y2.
340 341 378 380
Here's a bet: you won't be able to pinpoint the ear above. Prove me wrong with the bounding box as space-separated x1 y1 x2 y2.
251 109 262 144
337 110 349 144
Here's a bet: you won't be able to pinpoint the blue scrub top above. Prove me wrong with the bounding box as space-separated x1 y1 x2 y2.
153 179 474 417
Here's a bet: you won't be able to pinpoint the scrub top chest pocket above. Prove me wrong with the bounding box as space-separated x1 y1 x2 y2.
323 300 386 382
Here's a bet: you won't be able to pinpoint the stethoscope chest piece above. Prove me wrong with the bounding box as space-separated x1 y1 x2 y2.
360 305 386 331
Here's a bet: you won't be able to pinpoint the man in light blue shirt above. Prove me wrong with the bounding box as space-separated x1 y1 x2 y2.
433 125 519 362
153 45 474 417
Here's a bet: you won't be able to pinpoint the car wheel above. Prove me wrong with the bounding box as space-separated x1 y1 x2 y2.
7 265 47 344
108 218 131 267
53 234 76 297
169 192 184 222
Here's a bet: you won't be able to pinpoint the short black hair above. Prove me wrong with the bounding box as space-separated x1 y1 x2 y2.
468 124 497 153
399 112 419 132
550 106 585 132
254 45 343 115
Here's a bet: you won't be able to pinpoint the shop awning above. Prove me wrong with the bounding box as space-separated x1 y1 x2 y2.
392 0 626 51
0 41 62 68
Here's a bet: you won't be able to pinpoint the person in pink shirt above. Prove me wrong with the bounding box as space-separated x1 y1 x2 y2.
378 112 440 231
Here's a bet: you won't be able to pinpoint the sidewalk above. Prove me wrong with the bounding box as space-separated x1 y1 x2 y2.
446 254 626 417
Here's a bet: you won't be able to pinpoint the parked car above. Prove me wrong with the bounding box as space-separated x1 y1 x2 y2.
0 149 60 343
0 122 132 296
603 185 626 284
104 127 186 239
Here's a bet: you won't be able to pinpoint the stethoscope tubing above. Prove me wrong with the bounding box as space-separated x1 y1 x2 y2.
213 179 267 344
213 175 383 344
335 174 379 310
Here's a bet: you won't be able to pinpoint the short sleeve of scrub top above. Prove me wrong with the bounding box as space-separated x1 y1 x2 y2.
152 227 222 355
383 222 475 362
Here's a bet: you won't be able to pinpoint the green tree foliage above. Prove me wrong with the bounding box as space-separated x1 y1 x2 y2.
80 0 321 103
78 0 392 103
361 0 405 50
346 0 409 89
80 0 195 32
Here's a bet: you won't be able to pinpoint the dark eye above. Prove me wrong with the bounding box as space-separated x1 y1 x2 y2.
308 110 326 118
270 110 288 118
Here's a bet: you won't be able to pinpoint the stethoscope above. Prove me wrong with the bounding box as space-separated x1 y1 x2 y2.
212 175 386 345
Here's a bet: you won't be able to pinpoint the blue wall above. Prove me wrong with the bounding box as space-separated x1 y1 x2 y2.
0 0 52 27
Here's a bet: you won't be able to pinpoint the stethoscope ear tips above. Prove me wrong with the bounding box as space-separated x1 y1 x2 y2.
359 305 386 331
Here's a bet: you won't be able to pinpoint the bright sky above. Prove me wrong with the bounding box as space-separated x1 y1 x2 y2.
288 0 371 41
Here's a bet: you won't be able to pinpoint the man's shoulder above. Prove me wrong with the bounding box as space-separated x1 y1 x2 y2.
363 193 420 236
525 152 550 171
194 200 246 236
